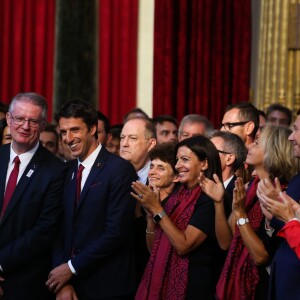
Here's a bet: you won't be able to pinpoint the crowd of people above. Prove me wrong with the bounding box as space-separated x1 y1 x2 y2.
0 93 299 300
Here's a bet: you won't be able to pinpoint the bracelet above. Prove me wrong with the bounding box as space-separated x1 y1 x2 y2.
146 228 157 234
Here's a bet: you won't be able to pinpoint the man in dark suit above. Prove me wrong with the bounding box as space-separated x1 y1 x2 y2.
47 100 137 299
0 92 66 299
210 131 247 217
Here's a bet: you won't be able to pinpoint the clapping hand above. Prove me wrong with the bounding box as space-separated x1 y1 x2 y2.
131 181 162 215
232 177 247 218
198 172 224 203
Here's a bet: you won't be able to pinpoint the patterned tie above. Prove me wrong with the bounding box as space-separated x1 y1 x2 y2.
1 156 21 218
76 164 84 203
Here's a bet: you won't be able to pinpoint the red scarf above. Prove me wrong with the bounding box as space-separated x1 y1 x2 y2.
135 185 202 300
216 177 263 300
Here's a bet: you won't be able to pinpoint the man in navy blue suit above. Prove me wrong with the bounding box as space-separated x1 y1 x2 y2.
0 92 66 299
47 99 137 299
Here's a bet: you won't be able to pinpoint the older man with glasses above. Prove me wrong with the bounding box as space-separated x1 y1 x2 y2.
0 92 66 299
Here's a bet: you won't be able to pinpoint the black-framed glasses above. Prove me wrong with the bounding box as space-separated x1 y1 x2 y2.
10 115 41 127
217 149 231 155
220 121 250 131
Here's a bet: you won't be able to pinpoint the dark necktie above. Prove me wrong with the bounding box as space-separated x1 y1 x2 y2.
76 164 84 203
1 156 21 218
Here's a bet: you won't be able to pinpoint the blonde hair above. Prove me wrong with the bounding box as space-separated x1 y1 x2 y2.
261 125 299 182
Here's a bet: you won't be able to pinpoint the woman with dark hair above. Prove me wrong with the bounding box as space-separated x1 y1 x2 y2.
132 135 223 299
0 118 12 145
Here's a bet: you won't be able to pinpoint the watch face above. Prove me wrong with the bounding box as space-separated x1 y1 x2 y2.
239 219 246 225
153 214 161 223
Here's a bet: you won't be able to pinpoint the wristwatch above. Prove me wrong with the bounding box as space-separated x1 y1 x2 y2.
236 217 249 226
153 210 166 223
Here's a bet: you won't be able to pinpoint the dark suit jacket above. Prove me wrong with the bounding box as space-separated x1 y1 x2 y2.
55 146 137 299
223 175 237 218
0 143 67 300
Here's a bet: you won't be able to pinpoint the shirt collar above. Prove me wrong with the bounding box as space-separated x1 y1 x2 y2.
10 141 39 165
137 160 151 184
78 143 102 170
224 175 234 188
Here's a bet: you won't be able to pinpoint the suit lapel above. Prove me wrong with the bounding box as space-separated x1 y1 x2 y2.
0 145 10 209
67 162 78 221
1 145 44 223
75 147 109 212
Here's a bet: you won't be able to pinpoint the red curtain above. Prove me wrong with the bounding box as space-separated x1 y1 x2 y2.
98 0 138 125
153 0 251 127
0 0 56 120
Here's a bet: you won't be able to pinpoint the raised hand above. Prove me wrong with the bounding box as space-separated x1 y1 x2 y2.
232 177 247 218
131 181 162 215
198 172 224 203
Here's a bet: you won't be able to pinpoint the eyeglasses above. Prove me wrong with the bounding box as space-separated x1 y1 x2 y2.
220 121 250 131
217 149 231 155
10 115 41 127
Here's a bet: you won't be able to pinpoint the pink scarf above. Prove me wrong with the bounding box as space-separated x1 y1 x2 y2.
216 177 262 300
135 185 202 300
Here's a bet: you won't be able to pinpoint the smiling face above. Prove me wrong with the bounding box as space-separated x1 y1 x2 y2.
289 115 300 158
7 100 45 154
175 145 207 189
148 158 176 189
59 117 98 162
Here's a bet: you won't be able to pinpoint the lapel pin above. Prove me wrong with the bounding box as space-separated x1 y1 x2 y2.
97 163 102 167
26 169 34 177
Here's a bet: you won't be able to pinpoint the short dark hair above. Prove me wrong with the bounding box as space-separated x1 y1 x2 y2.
212 131 247 171
43 124 59 142
225 102 259 138
149 142 177 172
152 115 178 127
9 92 48 119
176 135 222 181
145 119 157 140
0 102 8 115
109 124 123 139
266 103 292 125
258 109 267 120
97 111 110 134
0 118 8 143
55 99 98 140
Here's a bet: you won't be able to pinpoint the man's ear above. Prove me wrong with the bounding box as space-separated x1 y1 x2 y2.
6 112 12 127
147 138 157 152
244 121 255 137
225 154 236 167
90 124 97 136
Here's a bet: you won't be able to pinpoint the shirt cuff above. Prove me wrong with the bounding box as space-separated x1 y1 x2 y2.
68 260 77 275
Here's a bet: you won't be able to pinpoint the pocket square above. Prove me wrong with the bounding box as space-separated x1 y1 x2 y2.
89 182 102 189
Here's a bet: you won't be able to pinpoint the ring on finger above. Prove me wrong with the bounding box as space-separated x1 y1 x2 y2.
138 194 143 200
